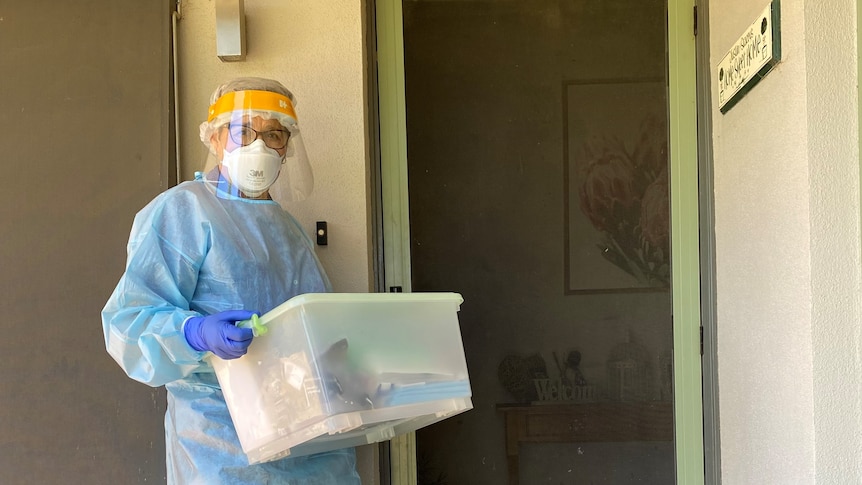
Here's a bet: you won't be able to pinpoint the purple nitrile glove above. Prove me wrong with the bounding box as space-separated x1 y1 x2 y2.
184 309 257 359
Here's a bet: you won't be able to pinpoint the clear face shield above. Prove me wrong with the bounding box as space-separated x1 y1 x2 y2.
199 89 314 203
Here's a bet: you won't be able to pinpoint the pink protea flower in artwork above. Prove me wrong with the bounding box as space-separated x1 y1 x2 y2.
578 139 636 233
640 169 669 251
630 113 668 176
575 112 671 287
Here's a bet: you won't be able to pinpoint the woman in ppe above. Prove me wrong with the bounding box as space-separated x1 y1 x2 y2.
102 77 360 484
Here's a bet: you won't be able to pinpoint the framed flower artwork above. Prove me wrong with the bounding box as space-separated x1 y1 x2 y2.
563 78 670 294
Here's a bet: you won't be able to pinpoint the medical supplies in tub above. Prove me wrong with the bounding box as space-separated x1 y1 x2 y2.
210 292 473 465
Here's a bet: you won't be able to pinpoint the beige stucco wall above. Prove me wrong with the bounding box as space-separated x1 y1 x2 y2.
710 0 862 483
803 2 862 480
176 0 372 295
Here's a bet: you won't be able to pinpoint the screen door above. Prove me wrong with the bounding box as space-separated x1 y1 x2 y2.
401 1 676 484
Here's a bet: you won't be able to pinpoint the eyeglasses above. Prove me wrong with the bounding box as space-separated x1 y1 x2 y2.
225 124 291 150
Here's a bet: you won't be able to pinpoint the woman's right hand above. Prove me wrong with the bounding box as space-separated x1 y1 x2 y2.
183 310 257 359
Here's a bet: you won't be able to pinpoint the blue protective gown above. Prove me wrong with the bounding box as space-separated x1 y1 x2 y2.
102 169 360 484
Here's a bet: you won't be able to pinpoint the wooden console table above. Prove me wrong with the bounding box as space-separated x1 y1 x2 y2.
496 401 673 485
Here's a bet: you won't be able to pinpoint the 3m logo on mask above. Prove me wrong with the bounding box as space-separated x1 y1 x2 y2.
223 145 281 196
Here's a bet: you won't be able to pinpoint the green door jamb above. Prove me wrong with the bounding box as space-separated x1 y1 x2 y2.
669 0 706 483
375 0 416 484
375 0 705 483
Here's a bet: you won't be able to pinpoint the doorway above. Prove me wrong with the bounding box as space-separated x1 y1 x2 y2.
375 0 704 483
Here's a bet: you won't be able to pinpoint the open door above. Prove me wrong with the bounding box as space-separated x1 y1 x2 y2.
375 0 703 483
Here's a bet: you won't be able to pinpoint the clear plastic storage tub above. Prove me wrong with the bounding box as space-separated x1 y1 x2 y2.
210 292 472 464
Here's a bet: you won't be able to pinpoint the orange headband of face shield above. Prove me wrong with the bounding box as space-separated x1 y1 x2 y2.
207 90 297 123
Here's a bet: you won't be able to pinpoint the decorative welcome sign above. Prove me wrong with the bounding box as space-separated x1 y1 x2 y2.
533 379 596 403
717 0 782 113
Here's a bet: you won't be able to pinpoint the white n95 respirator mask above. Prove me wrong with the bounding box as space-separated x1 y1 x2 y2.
221 139 284 197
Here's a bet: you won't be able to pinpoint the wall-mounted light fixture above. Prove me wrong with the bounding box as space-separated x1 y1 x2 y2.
216 0 246 62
